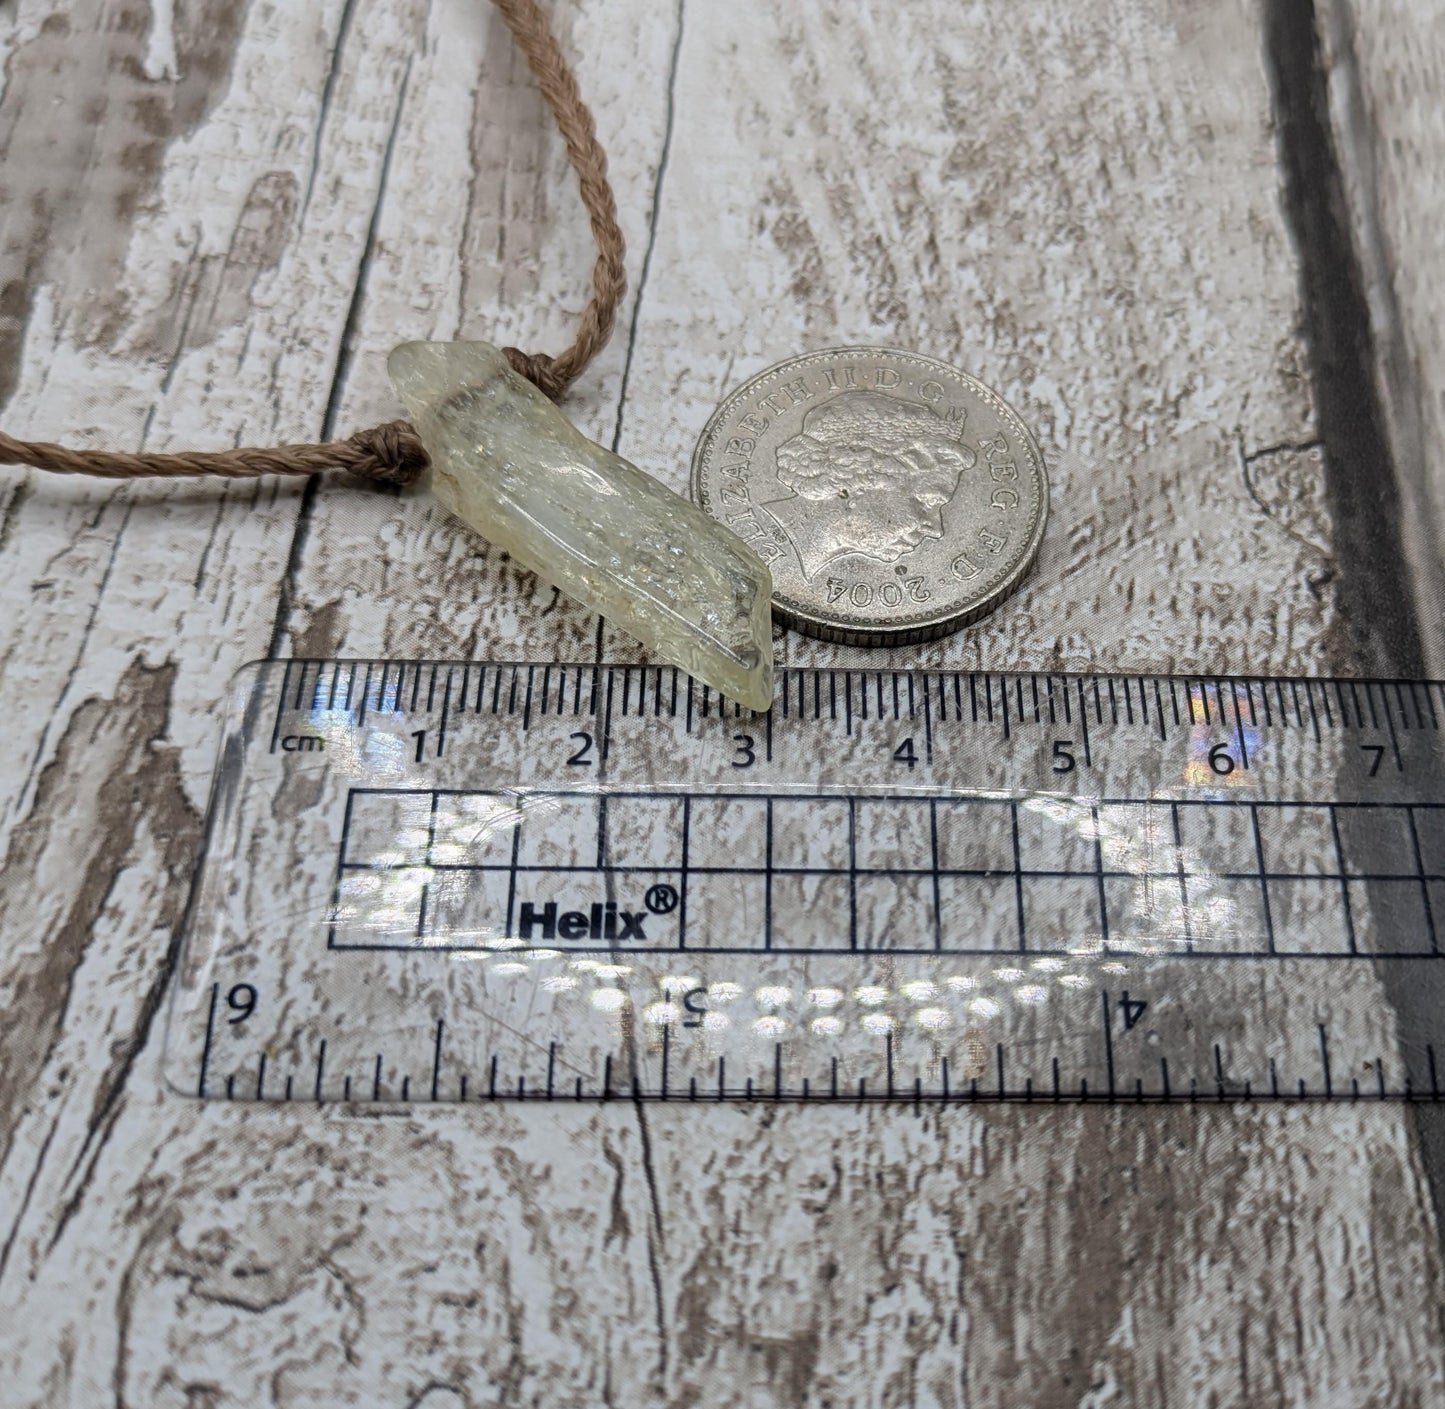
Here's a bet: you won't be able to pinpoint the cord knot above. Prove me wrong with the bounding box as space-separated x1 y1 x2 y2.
502 346 569 400
344 419 430 487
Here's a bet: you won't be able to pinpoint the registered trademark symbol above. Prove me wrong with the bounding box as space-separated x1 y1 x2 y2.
645 883 679 915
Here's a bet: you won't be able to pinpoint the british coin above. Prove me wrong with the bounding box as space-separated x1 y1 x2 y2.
690 347 1048 647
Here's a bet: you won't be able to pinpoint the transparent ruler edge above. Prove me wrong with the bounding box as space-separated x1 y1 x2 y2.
172 659 1445 1106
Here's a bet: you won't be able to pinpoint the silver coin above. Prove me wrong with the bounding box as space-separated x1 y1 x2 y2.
691 347 1048 647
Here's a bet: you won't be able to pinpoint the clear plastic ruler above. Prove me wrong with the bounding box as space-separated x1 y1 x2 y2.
164 660 1445 1105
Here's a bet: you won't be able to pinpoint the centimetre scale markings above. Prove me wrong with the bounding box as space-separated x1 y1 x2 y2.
181 660 1445 1108
274 659 1442 745
196 986 1445 1108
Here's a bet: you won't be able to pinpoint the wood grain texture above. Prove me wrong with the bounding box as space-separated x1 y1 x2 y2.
1 1 1444 1405
1321 0 1445 673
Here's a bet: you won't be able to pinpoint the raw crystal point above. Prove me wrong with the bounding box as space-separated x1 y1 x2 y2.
389 340 774 711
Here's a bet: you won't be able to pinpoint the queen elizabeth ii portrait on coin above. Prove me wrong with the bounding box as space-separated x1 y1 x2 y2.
758 390 977 580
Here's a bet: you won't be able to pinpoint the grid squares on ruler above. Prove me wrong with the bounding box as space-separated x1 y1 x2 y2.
329 789 1445 957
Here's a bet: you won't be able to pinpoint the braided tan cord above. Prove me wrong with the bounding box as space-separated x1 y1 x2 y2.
0 0 624 487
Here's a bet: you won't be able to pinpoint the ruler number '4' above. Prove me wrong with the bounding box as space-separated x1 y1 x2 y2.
1117 992 1147 1032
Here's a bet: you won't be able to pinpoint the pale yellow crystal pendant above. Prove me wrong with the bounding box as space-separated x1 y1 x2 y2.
389 341 774 711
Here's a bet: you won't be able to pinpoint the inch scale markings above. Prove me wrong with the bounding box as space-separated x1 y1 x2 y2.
174 661 1445 1106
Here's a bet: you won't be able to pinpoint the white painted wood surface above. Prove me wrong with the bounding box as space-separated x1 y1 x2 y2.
1 1 1444 1403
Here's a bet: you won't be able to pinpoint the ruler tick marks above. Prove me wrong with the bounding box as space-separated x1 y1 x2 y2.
1408 807 1439 952
269 662 293 754
1329 806 1359 953
1100 994 1116 1101
762 798 772 951
188 663 1445 1106
1010 801 1026 952
1092 804 1110 958
1250 805 1276 954
679 795 692 950
197 982 219 1097
430 1019 445 1100
1381 684 1404 771
437 670 453 757
1229 682 1250 770
847 797 858 950
1304 680 1324 739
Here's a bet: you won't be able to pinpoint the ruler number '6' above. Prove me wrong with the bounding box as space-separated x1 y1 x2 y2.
227 983 258 1024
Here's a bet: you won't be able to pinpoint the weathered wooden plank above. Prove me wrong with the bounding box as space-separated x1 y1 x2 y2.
1 0 1444 1405
273 0 681 664
1319 0 1445 675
